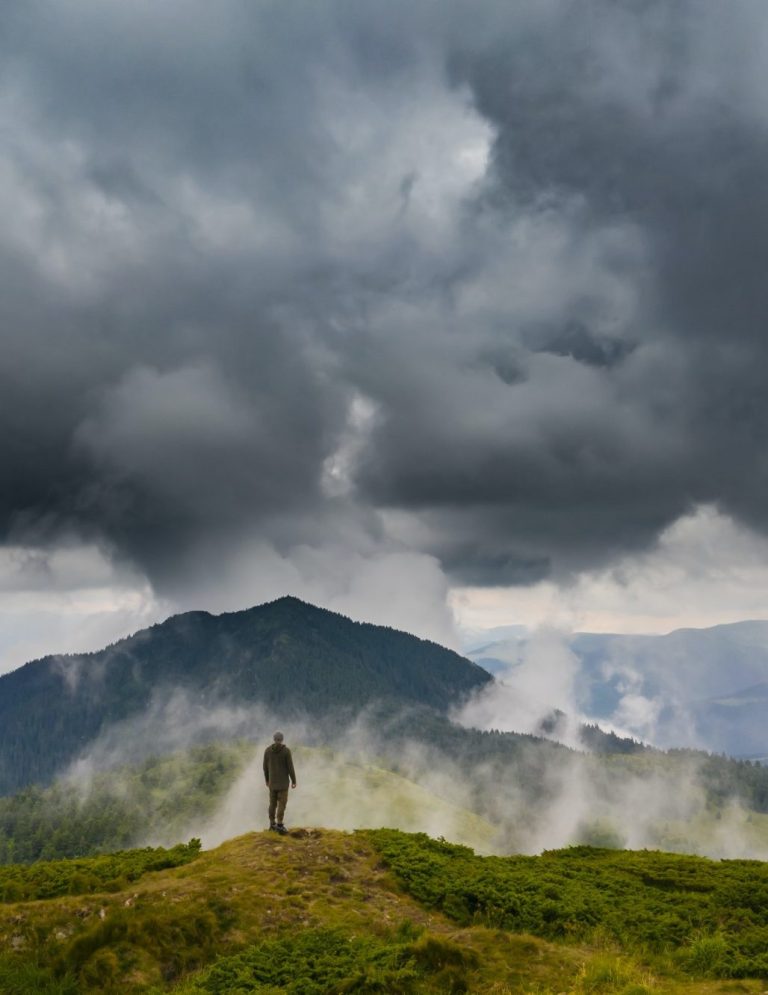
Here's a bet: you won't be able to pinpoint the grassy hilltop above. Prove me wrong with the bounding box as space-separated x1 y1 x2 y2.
1 829 768 993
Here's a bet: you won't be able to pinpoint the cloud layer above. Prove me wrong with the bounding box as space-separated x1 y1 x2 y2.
3 1 768 618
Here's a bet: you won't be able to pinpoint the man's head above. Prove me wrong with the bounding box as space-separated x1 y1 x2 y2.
273 730 284 743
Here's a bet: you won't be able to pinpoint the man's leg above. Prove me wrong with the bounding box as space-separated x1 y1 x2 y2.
268 789 279 828
276 789 289 828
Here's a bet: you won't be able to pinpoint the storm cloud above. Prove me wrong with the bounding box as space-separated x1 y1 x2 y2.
2 0 768 607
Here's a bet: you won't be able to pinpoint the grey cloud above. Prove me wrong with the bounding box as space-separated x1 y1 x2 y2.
2 0 768 597
530 321 635 369
349 0 768 582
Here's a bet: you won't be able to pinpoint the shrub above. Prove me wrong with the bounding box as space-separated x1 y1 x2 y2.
169 927 479 994
680 933 728 976
0 839 201 903
363 828 768 979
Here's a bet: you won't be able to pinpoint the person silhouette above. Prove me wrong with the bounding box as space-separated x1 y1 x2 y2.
263 730 297 834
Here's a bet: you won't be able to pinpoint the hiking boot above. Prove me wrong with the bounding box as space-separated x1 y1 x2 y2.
269 823 278 832
276 824 288 835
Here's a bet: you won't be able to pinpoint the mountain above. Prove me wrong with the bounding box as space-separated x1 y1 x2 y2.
467 620 768 755
572 622 768 755
7 597 768 860
690 680 768 758
0 596 491 795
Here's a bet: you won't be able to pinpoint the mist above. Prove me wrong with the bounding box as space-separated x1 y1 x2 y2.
452 628 587 748
48 684 768 863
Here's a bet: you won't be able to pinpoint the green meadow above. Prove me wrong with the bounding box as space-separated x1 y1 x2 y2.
0 828 767 993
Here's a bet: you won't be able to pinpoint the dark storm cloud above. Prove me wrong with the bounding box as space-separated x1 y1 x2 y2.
2 0 768 593
350 0 768 583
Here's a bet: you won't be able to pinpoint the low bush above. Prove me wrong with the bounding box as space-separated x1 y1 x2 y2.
364 829 768 978
165 927 474 994
0 839 201 902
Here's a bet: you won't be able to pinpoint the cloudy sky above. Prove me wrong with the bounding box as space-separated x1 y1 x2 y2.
3 0 768 671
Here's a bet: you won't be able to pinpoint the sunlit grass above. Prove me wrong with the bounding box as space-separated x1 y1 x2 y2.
1 828 768 992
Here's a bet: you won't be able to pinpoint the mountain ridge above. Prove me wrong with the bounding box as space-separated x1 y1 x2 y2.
0 596 491 795
467 618 768 756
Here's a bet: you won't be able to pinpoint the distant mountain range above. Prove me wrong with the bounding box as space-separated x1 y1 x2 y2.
467 620 768 757
0 596 491 795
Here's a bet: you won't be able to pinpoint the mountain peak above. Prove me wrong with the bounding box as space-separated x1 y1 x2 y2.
0 596 491 794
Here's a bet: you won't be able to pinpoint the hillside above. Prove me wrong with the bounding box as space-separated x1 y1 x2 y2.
0 743 499 865
5 733 768 884
2 829 768 993
0 597 491 795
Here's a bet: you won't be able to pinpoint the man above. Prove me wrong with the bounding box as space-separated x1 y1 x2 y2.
263 730 297 834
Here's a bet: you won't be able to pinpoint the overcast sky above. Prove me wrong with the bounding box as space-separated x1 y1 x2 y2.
3 0 768 671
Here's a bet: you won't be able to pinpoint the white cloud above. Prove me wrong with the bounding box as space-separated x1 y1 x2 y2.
452 505 768 636
453 628 583 747
0 542 161 673
321 393 378 497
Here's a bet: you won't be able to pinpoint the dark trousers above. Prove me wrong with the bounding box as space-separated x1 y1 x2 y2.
268 788 289 824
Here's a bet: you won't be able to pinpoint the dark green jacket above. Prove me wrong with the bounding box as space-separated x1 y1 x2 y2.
263 743 296 791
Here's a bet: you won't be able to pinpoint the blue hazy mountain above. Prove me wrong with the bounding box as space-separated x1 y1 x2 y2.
467 621 768 756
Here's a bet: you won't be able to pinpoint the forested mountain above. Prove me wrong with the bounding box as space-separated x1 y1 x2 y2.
0 597 491 795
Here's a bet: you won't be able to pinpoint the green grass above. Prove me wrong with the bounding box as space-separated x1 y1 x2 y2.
364 829 768 978
0 840 201 902
0 831 581 993
2 829 768 992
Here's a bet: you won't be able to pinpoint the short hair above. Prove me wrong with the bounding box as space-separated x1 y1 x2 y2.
273 730 284 742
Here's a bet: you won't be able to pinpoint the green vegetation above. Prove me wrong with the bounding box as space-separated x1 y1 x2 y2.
166 924 478 994
0 743 252 863
3 734 768 876
692 751 768 813
0 839 200 902
2 829 768 992
0 830 581 993
365 828 768 978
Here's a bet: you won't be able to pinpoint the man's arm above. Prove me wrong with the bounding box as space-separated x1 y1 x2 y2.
286 748 297 788
263 748 270 786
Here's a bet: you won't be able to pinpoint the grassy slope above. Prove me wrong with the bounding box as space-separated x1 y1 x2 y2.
367 830 768 977
0 830 580 993
0 830 767 994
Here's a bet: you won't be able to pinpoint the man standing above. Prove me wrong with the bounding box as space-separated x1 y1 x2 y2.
263 730 297 834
